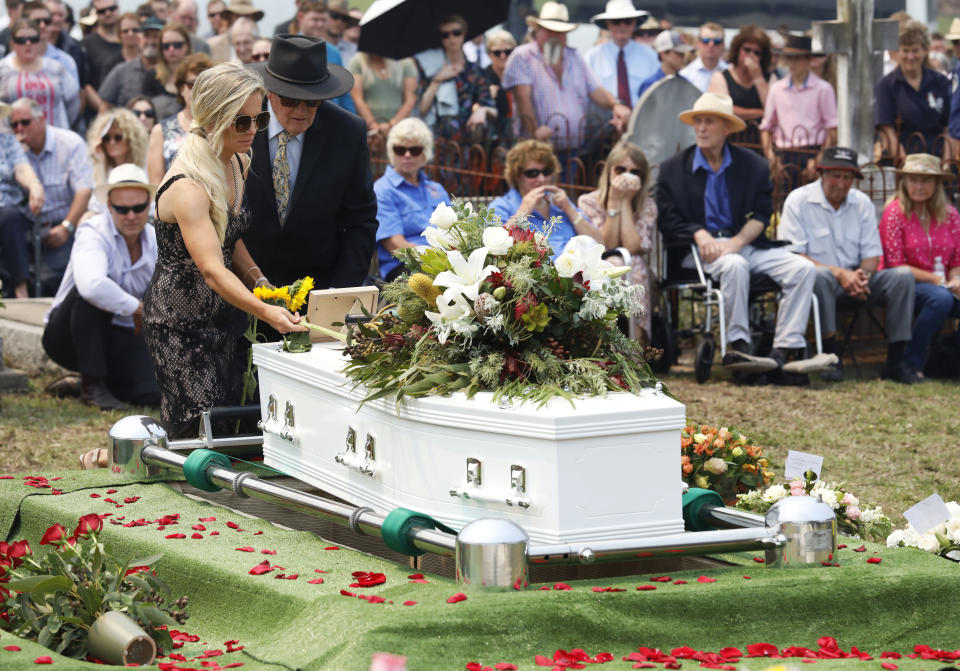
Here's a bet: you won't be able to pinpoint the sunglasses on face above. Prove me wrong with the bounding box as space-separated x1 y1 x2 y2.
742 46 761 56
522 167 552 178
10 118 32 129
121 27 141 35
162 41 186 50
110 200 149 215
103 133 125 144
613 165 643 177
96 4 118 15
490 48 512 57
208 11 224 19
700 37 723 45
233 111 270 133
608 18 635 26
251 52 269 61
278 96 320 108
328 11 348 21
440 29 463 39
32 17 52 26
133 108 156 118
392 145 424 157
13 35 41 45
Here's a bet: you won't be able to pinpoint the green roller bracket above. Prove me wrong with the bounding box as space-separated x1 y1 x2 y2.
682 488 725 531
381 507 457 557
182 449 232 492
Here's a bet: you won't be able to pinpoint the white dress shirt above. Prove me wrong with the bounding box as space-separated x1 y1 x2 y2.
679 56 730 93
45 210 157 329
266 99 305 194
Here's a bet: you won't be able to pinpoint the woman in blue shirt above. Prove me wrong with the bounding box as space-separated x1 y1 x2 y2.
375 118 450 281
490 139 592 261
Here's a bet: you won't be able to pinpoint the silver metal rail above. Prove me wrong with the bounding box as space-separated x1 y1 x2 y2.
700 505 767 529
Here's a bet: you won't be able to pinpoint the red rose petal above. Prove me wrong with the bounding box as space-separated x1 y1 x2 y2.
123 497 140 503
226 522 240 529
853 545 867 552
261 549 277 555
283 574 298 580
340 589 355 597
314 569 328 573
650 576 671 582
538 586 551 590
743 575 752 579
881 664 898 670
248 560 273 576
253 530 263 535
210 531 220 536
697 576 717 583
34 656 53 664
673 580 688 585
165 533 186 539
837 543 847 549
495 664 518 670
199 517 216 522
409 578 429 583
4 645 22 651
753 557 765 563
636 585 657 591
867 557 882 564
89 493 101 498
191 533 204 539
402 600 417 606
350 571 386 587
192 524 206 531
307 578 324 584
106 489 117 494
235 546 255 552
553 583 572 591
324 546 340 550
447 592 468 603
407 573 424 579
881 653 902 659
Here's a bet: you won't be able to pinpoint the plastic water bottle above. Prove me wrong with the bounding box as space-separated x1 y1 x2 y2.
934 256 946 282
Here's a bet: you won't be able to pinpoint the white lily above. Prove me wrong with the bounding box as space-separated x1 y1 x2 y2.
424 288 476 345
429 202 458 229
433 246 499 300
423 225 455 250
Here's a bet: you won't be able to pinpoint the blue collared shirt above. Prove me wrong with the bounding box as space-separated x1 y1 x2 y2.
374 164 450 279
490 188 578 261
325 43 357 114
585 40 659 107
692 145 733 233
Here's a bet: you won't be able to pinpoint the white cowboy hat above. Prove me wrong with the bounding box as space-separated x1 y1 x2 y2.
591 0 649 28
94 164 156 205
677 92 747 133
525 2 577 33
946 17 960 41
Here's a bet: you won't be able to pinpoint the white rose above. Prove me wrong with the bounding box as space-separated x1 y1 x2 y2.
423 226 454 250
818 489 839 510
554 249 581 278
917 533 941 553
886 529 905 548
482 226 514 256
429 203 458 230
761 485 787 503
946 501 960 516
704 457 728 475
944 518 960 543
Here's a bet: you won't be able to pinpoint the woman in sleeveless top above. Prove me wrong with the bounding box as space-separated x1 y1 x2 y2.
142 62 304 438
708 25 773 124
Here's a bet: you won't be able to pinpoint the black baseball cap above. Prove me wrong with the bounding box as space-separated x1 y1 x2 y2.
816 146 863 178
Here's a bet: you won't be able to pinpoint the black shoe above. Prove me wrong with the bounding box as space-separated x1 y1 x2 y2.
81 375 127 411
881 361 924 385
769 347 810 386
819 360 844 382
44 374 82 398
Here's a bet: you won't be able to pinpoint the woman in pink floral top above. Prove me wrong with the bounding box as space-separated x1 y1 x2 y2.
879 153 960 374
577 141 658 342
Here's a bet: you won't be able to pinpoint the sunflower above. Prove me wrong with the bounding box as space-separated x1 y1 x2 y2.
253 285 292 307
286 276 314 313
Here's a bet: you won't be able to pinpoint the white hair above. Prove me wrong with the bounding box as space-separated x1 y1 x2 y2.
11 97 44 120
386 118 434 166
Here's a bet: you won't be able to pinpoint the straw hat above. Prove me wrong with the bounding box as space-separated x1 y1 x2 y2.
224 0 264 22
0 101 10 120
525 2 577 33
896 153 951 178
591 0 649 29
94 164 156 205
677 93 746 133
946 17 960 41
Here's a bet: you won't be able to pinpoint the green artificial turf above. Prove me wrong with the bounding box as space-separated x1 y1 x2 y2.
1 475 958 671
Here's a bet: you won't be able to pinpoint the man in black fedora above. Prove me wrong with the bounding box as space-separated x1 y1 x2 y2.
243 33 377 292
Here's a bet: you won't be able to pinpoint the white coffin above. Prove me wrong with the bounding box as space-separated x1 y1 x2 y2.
253 342 687 545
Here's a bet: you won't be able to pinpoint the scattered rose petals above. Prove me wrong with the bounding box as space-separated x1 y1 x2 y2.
191 524 206 531
261 549 277 555
226 522 240 529
324 546 340 550
106 489 117 494
89 493 100 498
553 583 572 591
197 649 223 658
866 557 882 564
402 600 417 606
4 645 21 651
307 578 324 584
210 531 220 536
350 571 386 588
636 585 656 591
592 586 626 593
248 560 273 576
672 580 687 585
743 576 752 579
407 573 424 579
225 641 244 653
253 531 263 535
191 533 204 539
881 664 898 670
495 665 518 670
314 569 328 573
753 557 765 563
199 517 216 522
34 656 53 664
853 545 867 552
697 576 717 583
165 533 186 539
837 543 847 549
880 653 902 659
649 576 671 582
122 497 140 504
447 592 468 603
235 547 255 552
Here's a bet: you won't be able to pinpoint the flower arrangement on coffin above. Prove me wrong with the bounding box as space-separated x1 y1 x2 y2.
886 500 960 561
737 471 892 542
680 424 774 504
0 514 188 660
340 202 658 406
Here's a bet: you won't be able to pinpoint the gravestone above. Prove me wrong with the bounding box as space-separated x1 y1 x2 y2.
625 75 701 170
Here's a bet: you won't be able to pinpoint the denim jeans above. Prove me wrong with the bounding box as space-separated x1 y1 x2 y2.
905 281 960 370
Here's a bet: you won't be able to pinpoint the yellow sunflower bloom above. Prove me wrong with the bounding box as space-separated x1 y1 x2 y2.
253 286 291 307
287 276 314 313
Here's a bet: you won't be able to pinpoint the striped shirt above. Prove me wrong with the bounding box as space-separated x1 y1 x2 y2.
501 41 601 151
0 54 80 129
24 125 93 225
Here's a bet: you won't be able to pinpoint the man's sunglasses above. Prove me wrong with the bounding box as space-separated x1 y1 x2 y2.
251 52 269 62
440 29 463 39
392 145 423 157
120 27 141 35
234 111 270 133
742 46 761 56
32 17 52 26
96 5 118 15
700 37 724 45
608 18 635 26
162 41 186 50
13 35 41 45
329 11 349 21
133 108 156 118
278 96 320 108
10 118 32 129
522 167 553 178
110 201 149 215
613 166 643 177
490 49 512 58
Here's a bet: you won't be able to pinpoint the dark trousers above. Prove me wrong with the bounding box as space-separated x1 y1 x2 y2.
42 287 160 405
0 206 31 288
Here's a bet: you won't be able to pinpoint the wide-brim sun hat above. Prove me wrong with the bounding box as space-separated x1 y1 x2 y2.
249 34 354 101
591 0 649 29
94 164 156 205
224 0 264 22
896 153 952 178
946 17 960 41
525 2 578 33
677 92 747 133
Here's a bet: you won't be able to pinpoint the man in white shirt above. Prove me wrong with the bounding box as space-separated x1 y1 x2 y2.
585 0 658 109
679 22 729 93
42 164 160 409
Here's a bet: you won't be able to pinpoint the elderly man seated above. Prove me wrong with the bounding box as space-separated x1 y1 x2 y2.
779 147 918 383
656 92 821 384
42 165 160 410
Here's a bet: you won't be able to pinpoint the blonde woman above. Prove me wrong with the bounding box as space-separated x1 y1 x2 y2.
347 51 418 147
152 22 193 119
143 62 304 438
85 109 149 216
577 141 657 341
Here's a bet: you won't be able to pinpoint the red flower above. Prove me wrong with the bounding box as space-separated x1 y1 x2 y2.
866 557 882 564
74 513 103 538
446 592 468 604
40 525 67 546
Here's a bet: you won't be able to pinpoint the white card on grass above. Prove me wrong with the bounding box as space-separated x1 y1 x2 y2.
903 493 951 535
784 450 824 480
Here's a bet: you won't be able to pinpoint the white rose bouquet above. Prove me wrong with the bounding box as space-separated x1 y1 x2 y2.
886 500 960 561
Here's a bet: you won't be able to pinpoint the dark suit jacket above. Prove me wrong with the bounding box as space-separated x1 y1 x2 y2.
655 143 779 249
243 102 378 289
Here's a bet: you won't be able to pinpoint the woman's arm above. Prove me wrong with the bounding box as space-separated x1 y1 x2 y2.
13 162 44 215
147 123 166 186
349 74 378 130
391 76 418 126
381 233 416 252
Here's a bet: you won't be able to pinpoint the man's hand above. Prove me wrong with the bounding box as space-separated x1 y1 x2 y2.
44 224 70 249
534 125 554 140
694 230 741 264
837 267 870 300
610 103 632 132
133 301 143 336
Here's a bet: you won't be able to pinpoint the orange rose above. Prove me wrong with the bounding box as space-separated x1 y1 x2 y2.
682 463 693 474
681 455 690 465
681 437 693 448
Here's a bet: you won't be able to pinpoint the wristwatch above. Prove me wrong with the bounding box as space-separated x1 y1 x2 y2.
61 219 75 234
606 208 621 218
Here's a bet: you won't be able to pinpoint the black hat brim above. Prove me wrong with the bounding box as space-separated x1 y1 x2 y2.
249 61 355 101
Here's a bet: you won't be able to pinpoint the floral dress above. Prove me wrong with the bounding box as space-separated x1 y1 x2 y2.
416 57 495 143
577 191 658 339
142 172 248 438
159 114 187 171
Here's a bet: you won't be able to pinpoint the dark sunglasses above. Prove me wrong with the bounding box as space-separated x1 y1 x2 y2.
102 133 125 143
208 11 224 19
608 18 635 26
13 35 41 45
32 17 52 26
96 4 118 14
162 41 186 50
700 37 723 45
110 200 149 214
10 118 32 129
440 29 463 39
490 48 512 57
278 96 320 108
522 167 553 178
613 166 643 177
392 145 424 157
328 11 349 21
251 52 270 62
233 111 270 133
742 46 761 56
133 108 156 118
120 27 141 35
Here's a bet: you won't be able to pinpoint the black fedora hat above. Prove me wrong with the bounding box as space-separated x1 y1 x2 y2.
249 34 354 101
775 34 823 57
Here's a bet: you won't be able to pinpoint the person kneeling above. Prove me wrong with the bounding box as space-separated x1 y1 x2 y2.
42 165 161 410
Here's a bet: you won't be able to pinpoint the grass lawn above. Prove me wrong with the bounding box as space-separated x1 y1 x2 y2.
2 370 958 526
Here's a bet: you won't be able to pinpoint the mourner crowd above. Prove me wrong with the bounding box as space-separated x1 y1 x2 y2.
0 0 959 429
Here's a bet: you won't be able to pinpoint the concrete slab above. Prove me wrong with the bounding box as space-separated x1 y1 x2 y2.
0 298 65 376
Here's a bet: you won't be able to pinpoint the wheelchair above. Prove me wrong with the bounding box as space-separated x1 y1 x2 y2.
649 239 824 383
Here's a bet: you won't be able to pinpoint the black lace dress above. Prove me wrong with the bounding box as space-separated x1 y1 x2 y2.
142 174 249 438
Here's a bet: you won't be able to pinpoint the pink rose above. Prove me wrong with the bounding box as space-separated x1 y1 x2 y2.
841 493 859 507
789 480 805 496
846 506 861 520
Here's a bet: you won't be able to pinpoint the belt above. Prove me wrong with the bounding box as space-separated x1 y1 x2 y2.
710 230 734 239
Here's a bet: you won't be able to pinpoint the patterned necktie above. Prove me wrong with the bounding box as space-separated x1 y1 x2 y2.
272 130 291 225
617 48 630 106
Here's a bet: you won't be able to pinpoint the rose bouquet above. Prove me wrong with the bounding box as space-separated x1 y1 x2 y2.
341 202 658 406
680 424 774 503
886 500 960 560
0 514 187 659
737 472 892 542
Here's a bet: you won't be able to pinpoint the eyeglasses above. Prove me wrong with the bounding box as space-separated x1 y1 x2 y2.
608 18 635 26
133 108 156 118
110 200 149 215
613 165 643 177
700 37 723 45
233 111 270 133
328 11 348 21
742 46 761 56
522 167 553 178
13 35 41 45
490 49 512 58
278 96 320 108
32 17 52 26
10 118 32 129
392 145 424 157
96 4 119 15
208 11 225 19
120 27 142 34
162 41 186 50
440 29 463 39
103 133 125 144
251 52 270 62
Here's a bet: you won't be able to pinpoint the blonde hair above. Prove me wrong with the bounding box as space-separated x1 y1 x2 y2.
597 141 650 212
87 109 149 187
174 61 264 243
156 23 193 86
386 117 434 166
893 173 947 222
